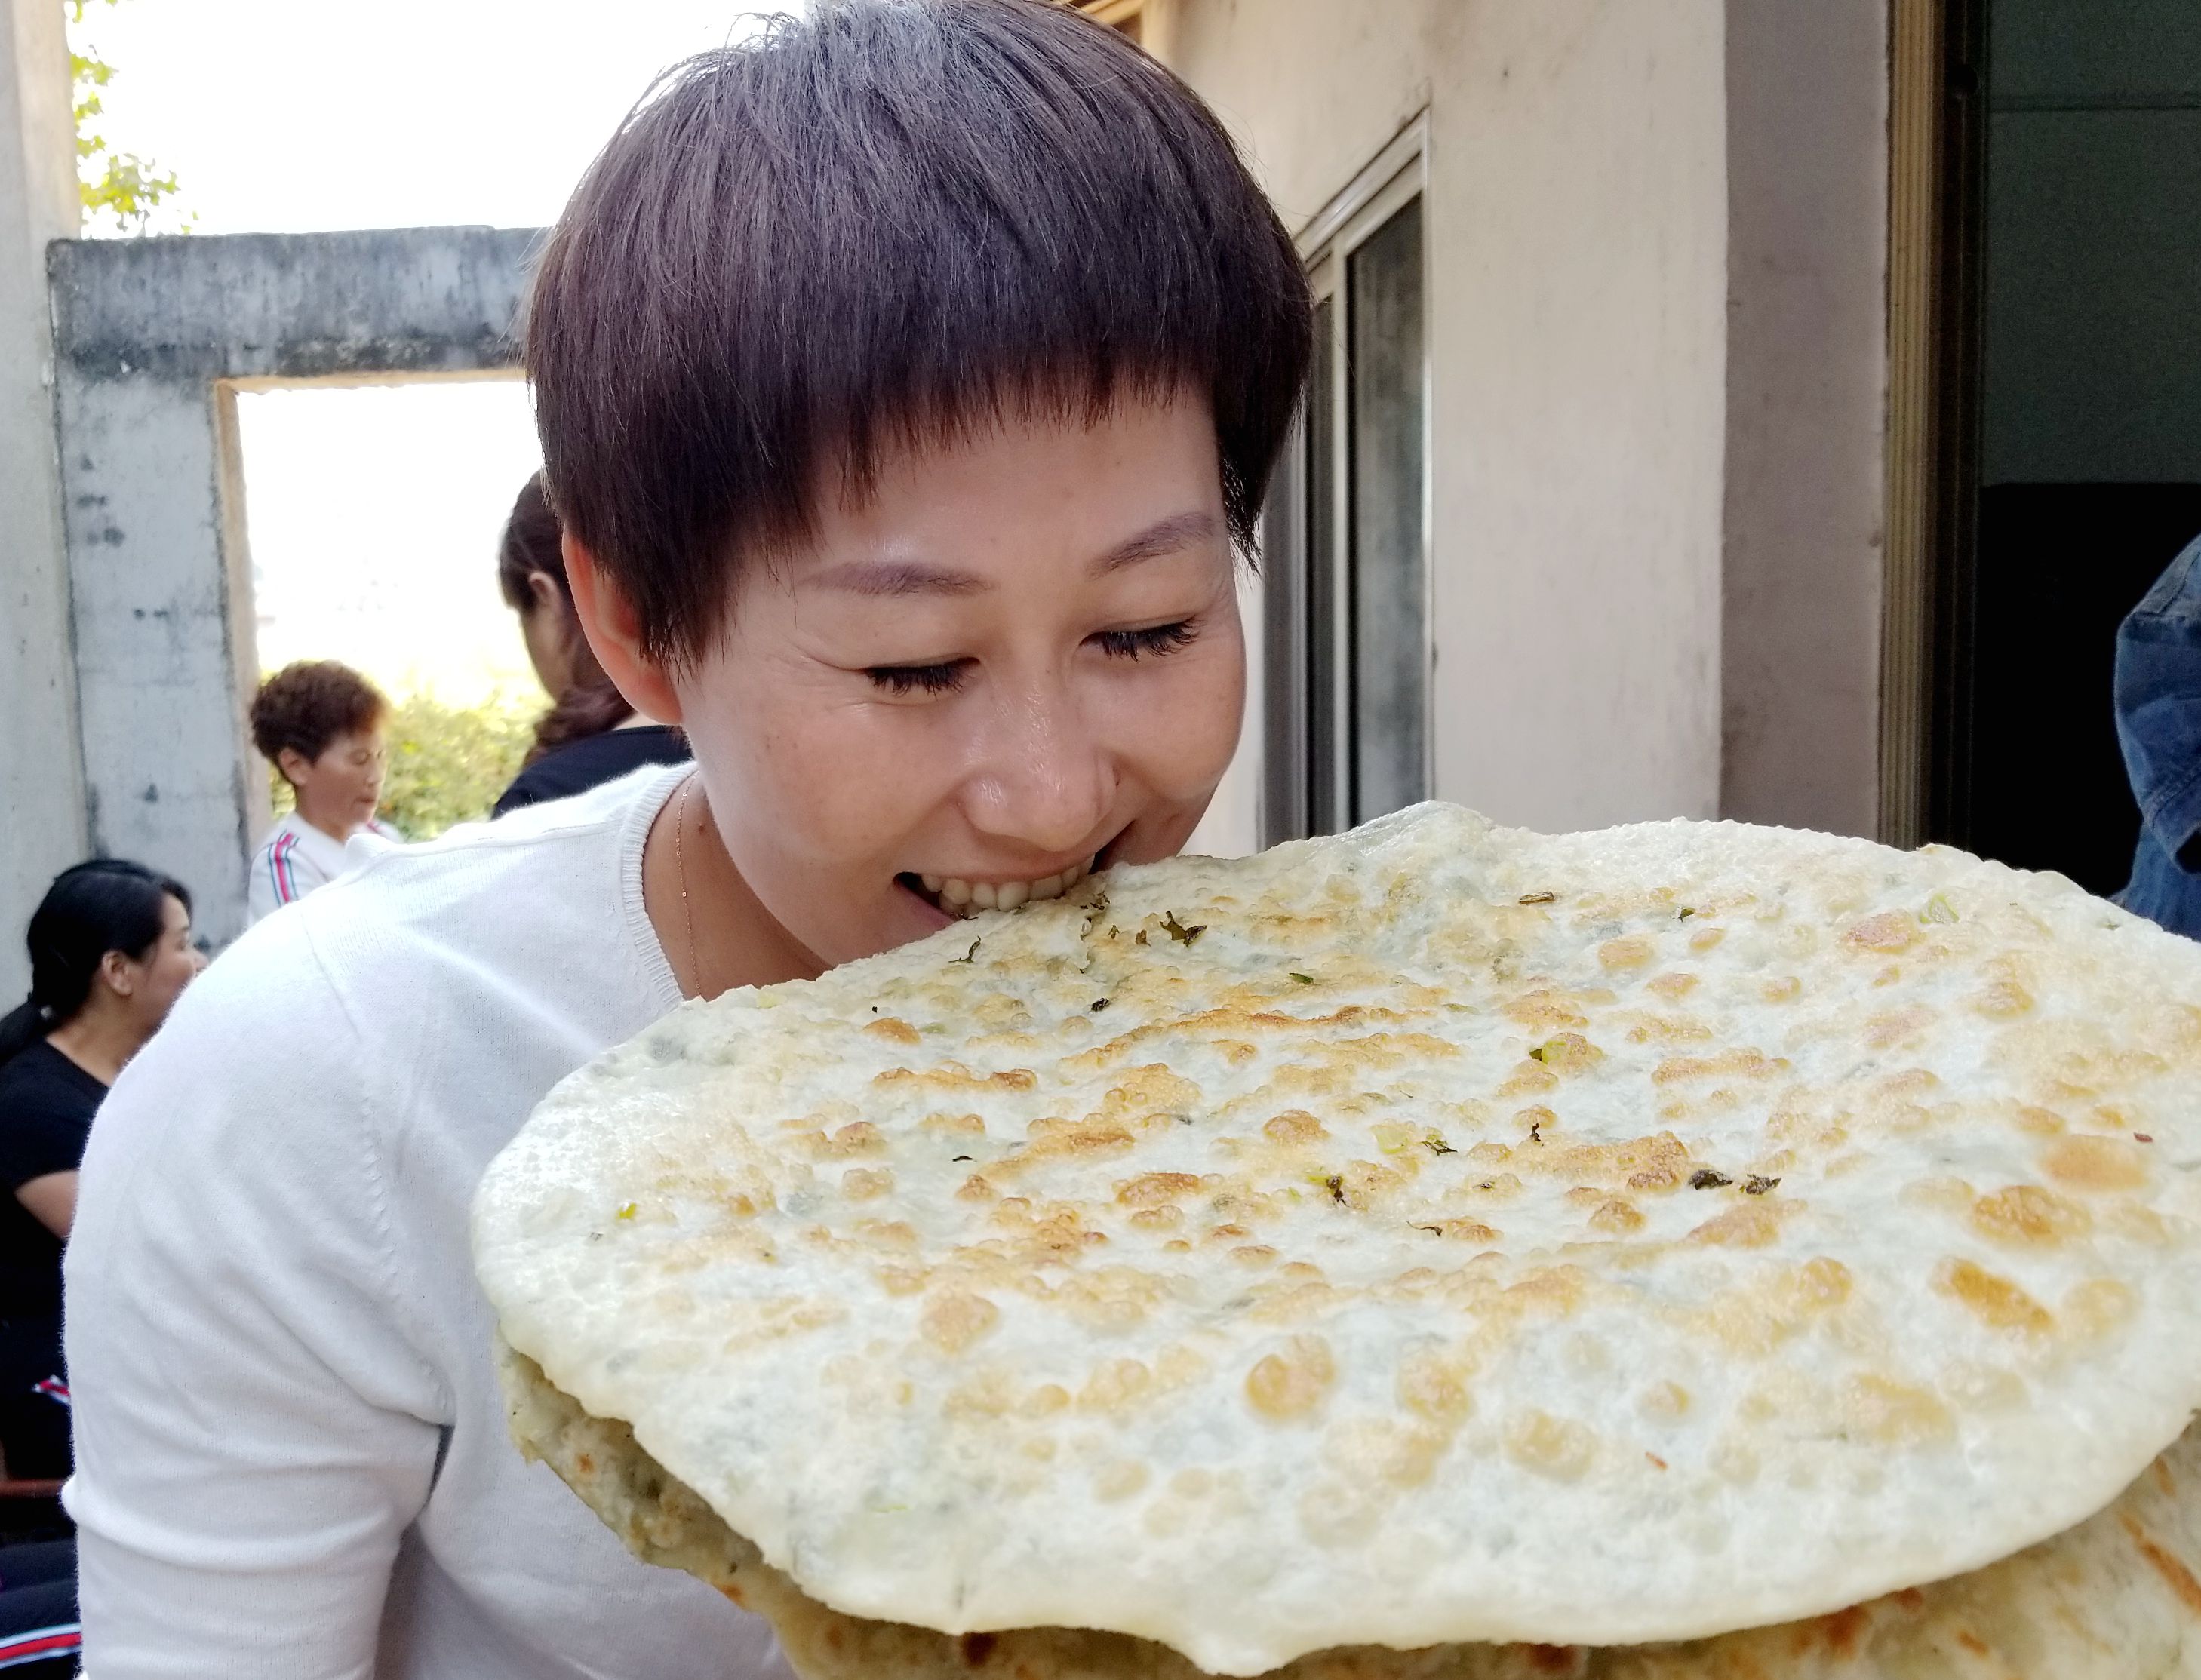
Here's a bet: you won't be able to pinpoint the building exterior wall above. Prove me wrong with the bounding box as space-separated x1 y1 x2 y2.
1159 0 1729 837
1720 0 1890 837
0 0 82 997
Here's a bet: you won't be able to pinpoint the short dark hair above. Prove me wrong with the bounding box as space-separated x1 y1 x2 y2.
527 0 1313 666
249 660 388 773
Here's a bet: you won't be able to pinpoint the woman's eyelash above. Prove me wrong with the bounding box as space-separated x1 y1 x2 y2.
865 622 1195 693
1094 620 1197 659
865 660 968 696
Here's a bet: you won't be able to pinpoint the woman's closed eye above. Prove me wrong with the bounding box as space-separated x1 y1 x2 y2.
1092 619 1197 660
865 659 971 696
863 621 1198 696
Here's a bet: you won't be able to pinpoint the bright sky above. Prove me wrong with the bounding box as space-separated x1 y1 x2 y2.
73 0 798 703
238 382 543 704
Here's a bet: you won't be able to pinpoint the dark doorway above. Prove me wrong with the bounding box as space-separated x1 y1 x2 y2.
1970 485 2201 893
1932 0 2201 896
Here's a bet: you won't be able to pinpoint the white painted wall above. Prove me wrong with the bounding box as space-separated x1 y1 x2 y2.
1160 0 1729 838
0 0 81 997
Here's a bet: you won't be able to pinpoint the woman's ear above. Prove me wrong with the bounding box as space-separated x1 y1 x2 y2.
525 569 568 624
563 533 684 726
276 746 313 787
99 948 135 1000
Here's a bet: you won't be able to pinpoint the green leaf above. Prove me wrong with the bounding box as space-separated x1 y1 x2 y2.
68 0 190 235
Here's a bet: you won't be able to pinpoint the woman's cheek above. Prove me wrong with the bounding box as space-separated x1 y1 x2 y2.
749 699 939 860
1126 640 1244 801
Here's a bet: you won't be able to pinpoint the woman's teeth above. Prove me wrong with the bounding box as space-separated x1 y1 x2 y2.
918 858 1093 918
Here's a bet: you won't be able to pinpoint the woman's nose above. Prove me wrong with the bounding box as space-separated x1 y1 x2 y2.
963 683 1114 855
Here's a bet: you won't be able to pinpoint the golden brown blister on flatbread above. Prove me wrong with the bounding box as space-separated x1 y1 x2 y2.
475 805 2201 1673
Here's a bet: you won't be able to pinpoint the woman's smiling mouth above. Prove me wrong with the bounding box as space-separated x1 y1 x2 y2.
898 855 1099 918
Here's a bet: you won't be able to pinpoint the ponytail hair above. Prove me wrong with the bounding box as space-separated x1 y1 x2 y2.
527 677 635 761
0 860 192 1068
495 471 638 766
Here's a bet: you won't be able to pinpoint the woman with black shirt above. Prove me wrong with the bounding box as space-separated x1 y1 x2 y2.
0 861 201 1476
491 472 691 816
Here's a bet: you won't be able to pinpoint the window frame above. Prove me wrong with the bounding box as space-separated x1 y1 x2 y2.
1262 118 1434 844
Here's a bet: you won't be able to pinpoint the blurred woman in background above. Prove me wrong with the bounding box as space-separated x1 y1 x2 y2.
0 861 201 1476
493 472 690 815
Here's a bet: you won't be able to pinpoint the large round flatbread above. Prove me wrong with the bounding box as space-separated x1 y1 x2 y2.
500 1341 2201 1679
473 804 2201 1674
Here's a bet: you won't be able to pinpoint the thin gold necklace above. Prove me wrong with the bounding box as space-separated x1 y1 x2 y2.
674 773 702 997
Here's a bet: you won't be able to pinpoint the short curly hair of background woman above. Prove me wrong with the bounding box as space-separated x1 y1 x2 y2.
248 660 389 770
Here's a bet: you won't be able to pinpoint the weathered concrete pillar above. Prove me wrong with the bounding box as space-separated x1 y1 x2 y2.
48 350 256 944
46 227 538 947
0 0 82 996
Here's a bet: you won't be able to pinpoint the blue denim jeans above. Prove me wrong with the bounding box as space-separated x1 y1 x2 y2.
2116 534 2201 936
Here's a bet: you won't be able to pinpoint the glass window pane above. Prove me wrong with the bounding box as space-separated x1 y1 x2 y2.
1305 295 1342 834
1347 196 1426 823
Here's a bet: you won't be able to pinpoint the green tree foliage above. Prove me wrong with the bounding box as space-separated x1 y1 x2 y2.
269 691 538 842
68 0 188 234
379 693 536 839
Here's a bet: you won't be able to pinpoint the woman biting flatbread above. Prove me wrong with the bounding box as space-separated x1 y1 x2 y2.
59 5 1311 1675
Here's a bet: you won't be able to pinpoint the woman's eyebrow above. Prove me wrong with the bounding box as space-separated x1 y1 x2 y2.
806 510 1219 597
1093 510 1221 573
807 560 991 597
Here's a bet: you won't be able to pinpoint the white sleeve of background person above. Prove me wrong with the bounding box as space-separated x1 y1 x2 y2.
63 766 792 1680
242 832 284 924
244 815 338 926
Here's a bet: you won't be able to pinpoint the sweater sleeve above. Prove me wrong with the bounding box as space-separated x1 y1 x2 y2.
244 834 279 925
244 831 308 926
63 911 444 1678
0 1061 94 1190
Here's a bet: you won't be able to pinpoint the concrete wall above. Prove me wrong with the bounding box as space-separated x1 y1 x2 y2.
0 0 81 997
1719 0 1890 835
1160 0 1729 835
46 226 539 947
